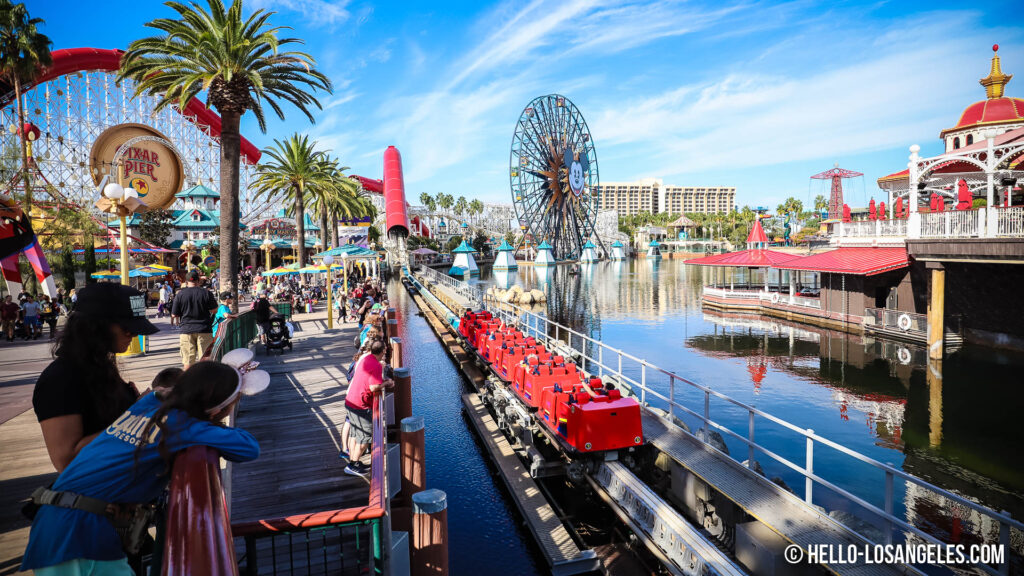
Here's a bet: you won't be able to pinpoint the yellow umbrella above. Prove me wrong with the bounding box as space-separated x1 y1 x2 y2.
90 269 121 279
299 264 328 273
145 264 173 271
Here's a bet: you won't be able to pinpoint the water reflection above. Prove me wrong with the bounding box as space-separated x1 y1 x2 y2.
474 259 1024 528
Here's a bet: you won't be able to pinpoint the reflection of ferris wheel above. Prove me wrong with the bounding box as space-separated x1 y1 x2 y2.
510 94 600 260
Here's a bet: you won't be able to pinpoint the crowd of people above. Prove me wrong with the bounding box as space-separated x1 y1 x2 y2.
1 288 73 343
16 262 392 572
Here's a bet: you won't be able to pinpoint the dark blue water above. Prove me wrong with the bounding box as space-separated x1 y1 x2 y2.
472 260 1024 547
390 281 544 575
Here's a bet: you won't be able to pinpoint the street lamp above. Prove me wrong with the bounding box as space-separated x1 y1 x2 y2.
261 237 274 271
340 252 350 295
323 254 335 330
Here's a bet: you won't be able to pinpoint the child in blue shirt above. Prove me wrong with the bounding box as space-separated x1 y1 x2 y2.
212 291 237 336
22 358 264 574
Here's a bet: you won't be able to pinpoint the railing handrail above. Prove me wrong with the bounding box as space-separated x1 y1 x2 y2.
418 269 1021 574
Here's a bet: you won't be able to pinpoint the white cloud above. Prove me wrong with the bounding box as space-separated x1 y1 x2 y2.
248 0 352 28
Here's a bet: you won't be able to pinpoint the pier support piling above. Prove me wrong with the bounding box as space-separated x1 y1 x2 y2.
927 263 945 360
391 336 403 371
412 489 449 576
394 366 413 424
401 416 426 501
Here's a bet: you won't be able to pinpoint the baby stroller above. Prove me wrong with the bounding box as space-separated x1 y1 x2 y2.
265 313 293 355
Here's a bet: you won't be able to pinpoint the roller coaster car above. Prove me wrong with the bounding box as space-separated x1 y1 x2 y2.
459 310 644 453
495 341 543 381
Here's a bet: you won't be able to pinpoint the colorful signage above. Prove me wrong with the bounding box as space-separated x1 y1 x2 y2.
338 215 373 227
90 123 184 210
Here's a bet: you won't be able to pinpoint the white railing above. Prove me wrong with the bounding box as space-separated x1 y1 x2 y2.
788 295 822 309
415 271 1019 575
996 206 1024 237
879 219 907 237
921 210 981 239
834 207 1024 240
703 287 762 299
418 265 484 306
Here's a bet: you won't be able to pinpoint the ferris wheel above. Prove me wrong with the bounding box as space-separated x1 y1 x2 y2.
510 94 600 260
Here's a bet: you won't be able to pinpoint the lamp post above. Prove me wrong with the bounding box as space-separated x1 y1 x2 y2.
261 237 274 271
102 182 133 286
323 254 335 330
341 253 350 295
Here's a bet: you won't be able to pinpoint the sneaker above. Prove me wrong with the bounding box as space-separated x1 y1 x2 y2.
343 462 369 478
338 449 350 460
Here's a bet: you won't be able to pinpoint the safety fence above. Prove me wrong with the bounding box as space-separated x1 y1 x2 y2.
418 267 1020 575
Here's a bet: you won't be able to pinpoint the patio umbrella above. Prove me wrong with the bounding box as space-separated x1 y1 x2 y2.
895 197 905 218
262 266 298 277
956 179 972 210
877 201 886 220
90 269 121 279
129 267 168 278
299 264 329 273
868 199 876 220
145 264 173 271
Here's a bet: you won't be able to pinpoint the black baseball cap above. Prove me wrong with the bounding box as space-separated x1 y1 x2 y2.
74 283 159 336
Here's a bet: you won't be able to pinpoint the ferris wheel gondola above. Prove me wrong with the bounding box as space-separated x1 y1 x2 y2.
509 94 601 260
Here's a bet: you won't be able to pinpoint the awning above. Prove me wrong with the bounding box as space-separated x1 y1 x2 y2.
685 249 801 268
773 247 909 276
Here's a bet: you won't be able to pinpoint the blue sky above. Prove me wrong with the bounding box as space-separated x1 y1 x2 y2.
28 0 1024 210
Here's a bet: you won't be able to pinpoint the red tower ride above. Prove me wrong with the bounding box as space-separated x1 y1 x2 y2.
811 163 864 219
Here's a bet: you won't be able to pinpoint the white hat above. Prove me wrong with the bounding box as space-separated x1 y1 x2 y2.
206 348 270 414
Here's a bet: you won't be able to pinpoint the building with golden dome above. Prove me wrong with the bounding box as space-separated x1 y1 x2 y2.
939 45 1024 153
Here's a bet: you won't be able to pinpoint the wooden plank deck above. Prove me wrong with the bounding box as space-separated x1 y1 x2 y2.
0 307 371 575
230 313 369 524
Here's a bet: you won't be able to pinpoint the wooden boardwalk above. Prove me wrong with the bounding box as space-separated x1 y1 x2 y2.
230 313 369 523
0 307 368 575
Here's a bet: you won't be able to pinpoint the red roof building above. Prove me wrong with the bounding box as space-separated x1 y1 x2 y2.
685 249 800 268
773 247 909 276
746 218 769 247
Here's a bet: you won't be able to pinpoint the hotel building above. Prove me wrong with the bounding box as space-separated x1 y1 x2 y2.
594 178 736 215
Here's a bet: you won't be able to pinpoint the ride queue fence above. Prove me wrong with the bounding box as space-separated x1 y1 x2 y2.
162 308 389 575
417 265 1020 576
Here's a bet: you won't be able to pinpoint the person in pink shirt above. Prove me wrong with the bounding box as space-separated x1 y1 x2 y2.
342 339 392 477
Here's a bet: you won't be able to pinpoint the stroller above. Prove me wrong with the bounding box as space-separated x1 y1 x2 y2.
264 313 293 355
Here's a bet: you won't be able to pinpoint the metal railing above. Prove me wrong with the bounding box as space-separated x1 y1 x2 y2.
996 206 1024 237
421 272 1019 575
864 308 962 338
419 265 484 306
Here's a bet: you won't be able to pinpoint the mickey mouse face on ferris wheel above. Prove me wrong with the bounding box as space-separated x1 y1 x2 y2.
563 146 589 197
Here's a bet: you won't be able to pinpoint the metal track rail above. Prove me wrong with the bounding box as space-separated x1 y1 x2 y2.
588 461 747 576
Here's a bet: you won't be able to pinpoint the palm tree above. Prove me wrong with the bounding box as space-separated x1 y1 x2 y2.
454 196 467 222
469 198 484 226
253 134 331 270
120 0 330 307
0 0 52 211
814 194 828 215
437 193 454 216
419 192 434 212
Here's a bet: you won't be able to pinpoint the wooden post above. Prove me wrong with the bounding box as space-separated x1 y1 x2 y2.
390 336 403 371
927 358 943 447
412 489 448 576
394 366 412 424
927 263 945 360
401 416 426 500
